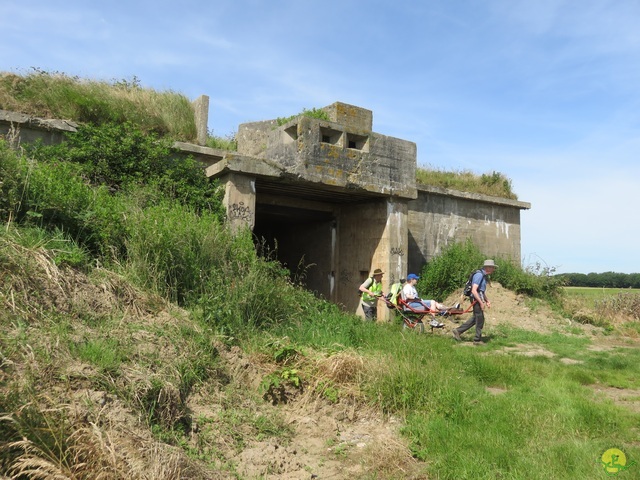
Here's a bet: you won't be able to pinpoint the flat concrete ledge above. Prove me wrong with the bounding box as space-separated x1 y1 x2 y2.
0 109 78 132
173 141 229 158
417 183 531 210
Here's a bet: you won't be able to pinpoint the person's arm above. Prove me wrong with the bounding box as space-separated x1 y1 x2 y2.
403 285 419 301
471 283 490 309
359 278 379 298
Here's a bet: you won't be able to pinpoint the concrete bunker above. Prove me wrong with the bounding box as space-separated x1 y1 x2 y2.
1 102 531 321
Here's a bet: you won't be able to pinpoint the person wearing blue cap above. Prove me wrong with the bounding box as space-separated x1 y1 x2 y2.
401 273 450 314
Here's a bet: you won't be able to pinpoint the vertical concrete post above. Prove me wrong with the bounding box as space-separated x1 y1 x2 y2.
192 95 209 146
221 172 256 233
374 199 409 322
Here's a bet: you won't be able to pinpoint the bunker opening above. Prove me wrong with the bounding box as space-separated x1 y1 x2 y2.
253 202 336 300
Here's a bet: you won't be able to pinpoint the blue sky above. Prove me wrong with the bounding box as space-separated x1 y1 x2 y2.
3 0 639 274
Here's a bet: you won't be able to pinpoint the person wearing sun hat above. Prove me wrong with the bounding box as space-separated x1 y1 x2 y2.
452 259 497 344
359 268 385 321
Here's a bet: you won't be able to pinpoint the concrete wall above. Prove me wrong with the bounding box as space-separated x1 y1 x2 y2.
336 198 408 321
0 110 77 146
221 172 256 232
237 104 418 199
407 185 528 274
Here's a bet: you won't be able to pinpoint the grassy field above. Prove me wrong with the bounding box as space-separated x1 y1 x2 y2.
564 286 640 308
268 315 640 480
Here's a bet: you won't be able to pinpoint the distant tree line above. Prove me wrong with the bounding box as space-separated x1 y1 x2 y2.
557 272 640 288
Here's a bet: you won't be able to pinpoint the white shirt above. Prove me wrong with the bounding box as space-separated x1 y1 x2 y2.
401 283 419 302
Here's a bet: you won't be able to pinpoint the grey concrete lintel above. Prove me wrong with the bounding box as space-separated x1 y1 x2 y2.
417 184 531 210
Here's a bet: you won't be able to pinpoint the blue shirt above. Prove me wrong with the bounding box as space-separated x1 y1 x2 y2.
472 269 488 293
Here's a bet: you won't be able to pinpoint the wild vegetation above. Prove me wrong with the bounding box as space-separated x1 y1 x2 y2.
1 75 639 479
416 166 518 200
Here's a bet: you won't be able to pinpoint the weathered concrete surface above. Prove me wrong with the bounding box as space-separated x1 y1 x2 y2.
0 109 77 146
191 95 210 146
236 103 417 199
408 185 531 274
221 172 256 232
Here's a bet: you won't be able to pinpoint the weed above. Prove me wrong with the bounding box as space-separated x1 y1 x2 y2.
416 165 517 199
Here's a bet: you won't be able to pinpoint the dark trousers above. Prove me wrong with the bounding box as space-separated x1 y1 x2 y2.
456 301 484 341
362 304 377 321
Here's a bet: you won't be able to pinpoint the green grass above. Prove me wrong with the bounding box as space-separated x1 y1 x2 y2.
564 286 640 306
2 95 639 478
0 69 198 140
416 166 518 200
261 316 640 480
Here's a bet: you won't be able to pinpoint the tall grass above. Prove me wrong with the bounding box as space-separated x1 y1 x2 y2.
0 69 197 140
417 166 518 200
2 96 639 479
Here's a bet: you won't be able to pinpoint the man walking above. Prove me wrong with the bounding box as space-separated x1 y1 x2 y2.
452 259 496 344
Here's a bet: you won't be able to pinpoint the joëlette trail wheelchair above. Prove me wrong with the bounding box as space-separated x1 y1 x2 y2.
382 293 476 334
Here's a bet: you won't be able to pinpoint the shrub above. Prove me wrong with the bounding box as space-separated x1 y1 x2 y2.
493 259 565 304
419 240 564 304
27 122 224 217
0 139 27 222
419 239 485 299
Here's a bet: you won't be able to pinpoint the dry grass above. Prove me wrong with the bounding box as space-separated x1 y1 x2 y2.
361 438 426 480
416 165 517 200
0 398 192 480
0 71 197 141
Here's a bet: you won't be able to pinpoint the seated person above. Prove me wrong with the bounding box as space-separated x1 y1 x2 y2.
401 273 450 315
388 277 406 306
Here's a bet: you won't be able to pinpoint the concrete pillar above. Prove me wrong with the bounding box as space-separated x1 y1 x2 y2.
221 172 256 232
374 199 409 321
192 95 209 146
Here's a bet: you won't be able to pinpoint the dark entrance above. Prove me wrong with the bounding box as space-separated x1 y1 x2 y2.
253 203 336 300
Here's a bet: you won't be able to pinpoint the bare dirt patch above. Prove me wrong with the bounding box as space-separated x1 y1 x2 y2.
189 341 427 479
591 385 640 414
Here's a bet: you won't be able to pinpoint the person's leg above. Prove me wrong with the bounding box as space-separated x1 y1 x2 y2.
455 317 475 334
428 300 449 313
454 305 478 335
363 305 377 321
408 301 428 313
473 304 485 342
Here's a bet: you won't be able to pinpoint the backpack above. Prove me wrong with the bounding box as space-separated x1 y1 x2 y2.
357 277 373 296
463 269 486 297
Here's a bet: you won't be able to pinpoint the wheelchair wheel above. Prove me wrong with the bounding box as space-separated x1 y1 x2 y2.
403 320 425 334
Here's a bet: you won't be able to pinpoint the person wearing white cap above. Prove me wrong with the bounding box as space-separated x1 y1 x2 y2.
452 259 497 344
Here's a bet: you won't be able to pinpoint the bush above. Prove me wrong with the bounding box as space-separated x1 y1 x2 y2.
0 140 27 222
419 240 485 299
493 259 565 304
419 240 564 304
27 122 224 217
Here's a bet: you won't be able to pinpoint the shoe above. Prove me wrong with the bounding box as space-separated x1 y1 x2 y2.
452 329 462 341
429 319 444 328
454 302 461 310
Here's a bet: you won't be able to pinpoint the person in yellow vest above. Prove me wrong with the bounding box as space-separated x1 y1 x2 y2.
388 277 406 306
359 268 384 321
